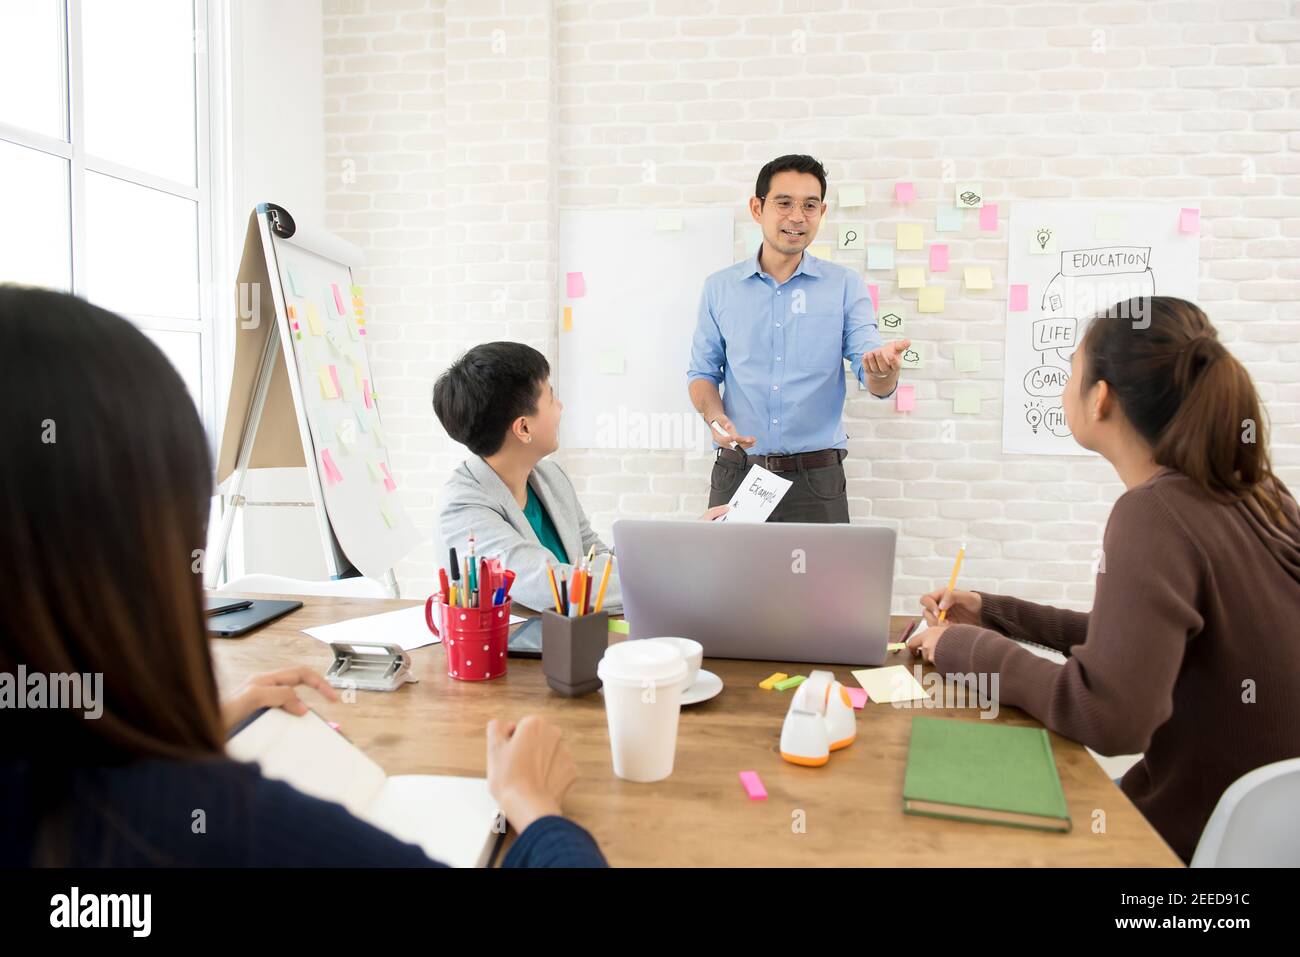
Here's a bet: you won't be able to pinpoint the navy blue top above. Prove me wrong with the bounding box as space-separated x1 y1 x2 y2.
0 759 607 868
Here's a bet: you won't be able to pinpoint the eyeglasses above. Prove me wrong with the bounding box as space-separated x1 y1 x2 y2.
765 197 825 217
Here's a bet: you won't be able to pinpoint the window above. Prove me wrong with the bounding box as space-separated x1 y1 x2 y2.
0 0 216 435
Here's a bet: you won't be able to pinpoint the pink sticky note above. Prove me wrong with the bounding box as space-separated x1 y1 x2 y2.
328 364 343 397
895 384 916 413
1009 283 1029 312
320 449 343 485
867 283 879 311
846 687 869 709
566 271 586 297
380 461 397 492
979 203 999 231
331 283 345 316
739 770 767 800
362 378 373 410
1180 208 1200 234
929 244 949 272
895 182 915 204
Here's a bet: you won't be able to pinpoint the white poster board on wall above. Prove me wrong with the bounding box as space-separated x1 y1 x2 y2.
1002 201 1201 455
557 207 735 451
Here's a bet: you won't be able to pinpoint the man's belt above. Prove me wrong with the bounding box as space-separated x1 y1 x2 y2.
715 446 843 474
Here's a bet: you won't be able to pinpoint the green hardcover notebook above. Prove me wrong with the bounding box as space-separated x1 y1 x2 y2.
902 716 1071 833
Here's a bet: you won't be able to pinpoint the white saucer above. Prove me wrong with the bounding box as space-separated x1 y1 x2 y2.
681 669 723 706
596 669 723 705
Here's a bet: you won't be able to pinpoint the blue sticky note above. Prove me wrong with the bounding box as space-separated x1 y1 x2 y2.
866 244 895 270
936 206 965 232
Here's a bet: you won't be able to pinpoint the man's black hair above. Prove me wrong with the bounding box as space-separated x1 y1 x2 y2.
755 154 828 204
432 341 550 457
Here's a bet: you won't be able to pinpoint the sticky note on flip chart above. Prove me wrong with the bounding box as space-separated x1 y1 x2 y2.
598 351 625 375
362 378 373 410
1180 208 1200 234
656 211 682 231
305 302 323 335
562 306 573 332
286 266 300 297
320 448 344 485
379 461 397 492
566 271 586 297
327 365 343 398
897 266 925 289
895 384 916 412
1010 283 1029 311
896 223 923 250
964 267 993 291
319 367 339 399
1096 212 1125 239
953 384 981 414
917 286 944 313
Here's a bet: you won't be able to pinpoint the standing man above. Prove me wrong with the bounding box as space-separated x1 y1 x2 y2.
688 154 910 522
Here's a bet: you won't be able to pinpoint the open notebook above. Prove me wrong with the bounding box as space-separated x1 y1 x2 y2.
227 708 502 867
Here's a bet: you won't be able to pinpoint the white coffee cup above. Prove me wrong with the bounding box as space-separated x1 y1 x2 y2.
597 640 687 783
642 636 702 693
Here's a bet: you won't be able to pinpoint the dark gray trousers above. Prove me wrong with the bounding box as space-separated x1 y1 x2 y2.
707 449 850 523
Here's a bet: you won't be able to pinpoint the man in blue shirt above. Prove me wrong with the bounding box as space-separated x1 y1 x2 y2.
688 155 910 522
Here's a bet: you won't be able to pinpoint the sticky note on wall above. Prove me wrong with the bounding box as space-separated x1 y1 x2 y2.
866 244 894 270
839 224 865 249
866 283 879 311
566 272 586 297
331 283 345 316
964 267 993 291
936 206 964 232
928 244 949 272
896 223 923 250
895 182 915 204
979 203 999 232
917 286 945 313
897 266 925 289
953 384 981 414
954 343 983 373
839 185 866 208
895 384 916 412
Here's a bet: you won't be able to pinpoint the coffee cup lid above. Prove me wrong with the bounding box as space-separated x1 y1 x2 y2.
598 640 687 685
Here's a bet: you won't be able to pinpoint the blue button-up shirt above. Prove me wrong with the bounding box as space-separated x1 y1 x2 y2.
688 248 888 455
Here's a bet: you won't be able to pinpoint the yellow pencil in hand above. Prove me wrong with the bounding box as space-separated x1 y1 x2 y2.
938 543 966 622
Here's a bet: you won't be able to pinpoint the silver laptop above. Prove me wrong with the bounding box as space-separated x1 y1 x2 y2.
612 520 896 667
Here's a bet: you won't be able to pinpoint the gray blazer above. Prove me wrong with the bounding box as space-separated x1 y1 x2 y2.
438 455 621 614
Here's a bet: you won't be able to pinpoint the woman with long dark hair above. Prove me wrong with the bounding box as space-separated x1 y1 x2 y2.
910 296 1300 863
0 286 606 867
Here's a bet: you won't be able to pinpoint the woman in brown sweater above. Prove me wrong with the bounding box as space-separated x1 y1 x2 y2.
908 296 1300 864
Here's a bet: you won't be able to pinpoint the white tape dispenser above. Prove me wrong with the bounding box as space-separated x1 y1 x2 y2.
779 669 858 767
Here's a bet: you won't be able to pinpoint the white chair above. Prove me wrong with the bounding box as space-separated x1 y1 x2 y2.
222 573 389 599
1190 757 1300 867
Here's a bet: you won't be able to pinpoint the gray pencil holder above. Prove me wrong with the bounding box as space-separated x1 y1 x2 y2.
542 610 609 697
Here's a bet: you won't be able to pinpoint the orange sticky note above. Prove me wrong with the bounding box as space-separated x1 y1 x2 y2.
562 306 573 332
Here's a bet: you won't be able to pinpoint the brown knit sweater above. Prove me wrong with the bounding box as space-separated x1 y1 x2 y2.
933 468 1300 864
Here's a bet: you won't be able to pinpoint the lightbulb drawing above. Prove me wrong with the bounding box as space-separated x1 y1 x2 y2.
1035 228 1053 252
1025 406 1044 434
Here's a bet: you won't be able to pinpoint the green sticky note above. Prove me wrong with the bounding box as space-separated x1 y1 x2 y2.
896 223 924 250
964 266 993 291
954 343 982 373
774 674 807 692
901 344 924 370
598 350 625 375
953 384 981 414
866 244 894 270
839 185 866 208
608 619 630 634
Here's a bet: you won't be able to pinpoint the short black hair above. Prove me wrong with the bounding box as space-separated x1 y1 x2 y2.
755 154 827 203
433 341 550 457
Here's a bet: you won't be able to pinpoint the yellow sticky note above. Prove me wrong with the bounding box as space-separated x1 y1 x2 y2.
808 243 834 260
897 266 925 289
852 666 930 704
964 266 993 291
759 672 789 690
953 384 981 414
305 301 323 335
917 285 945 313
839 185 866 208
562 306 573 332
380 502 396 529
954 343 982 373
318 367 339 399
896 223 924 250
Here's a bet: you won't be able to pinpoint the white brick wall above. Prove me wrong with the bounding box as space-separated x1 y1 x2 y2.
325 0 1300 610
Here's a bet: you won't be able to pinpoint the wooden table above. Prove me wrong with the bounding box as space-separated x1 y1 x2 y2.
210 595 1182 867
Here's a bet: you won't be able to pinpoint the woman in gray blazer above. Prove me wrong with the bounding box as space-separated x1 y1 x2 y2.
434 342 724 614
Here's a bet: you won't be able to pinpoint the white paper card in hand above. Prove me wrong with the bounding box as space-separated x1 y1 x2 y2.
716 464 793 523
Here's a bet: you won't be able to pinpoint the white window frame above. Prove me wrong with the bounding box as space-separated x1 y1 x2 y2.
0 0 221 445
